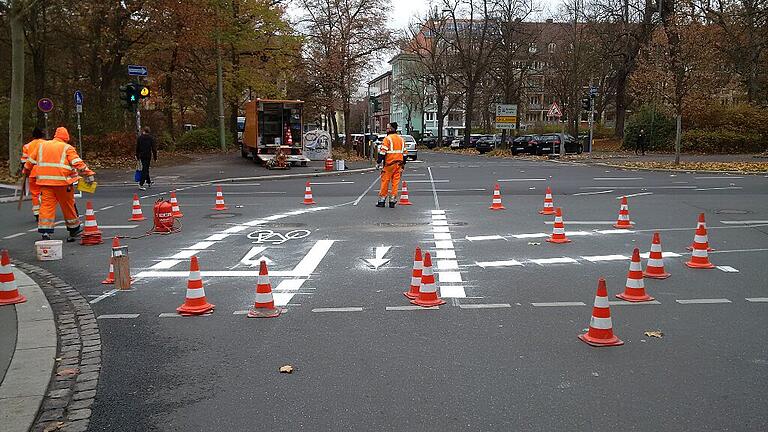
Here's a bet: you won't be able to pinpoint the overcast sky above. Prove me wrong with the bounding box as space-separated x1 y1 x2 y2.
386 0 562 30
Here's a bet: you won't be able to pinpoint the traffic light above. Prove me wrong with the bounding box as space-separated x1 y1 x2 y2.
119 83 139 110
581 97 591 111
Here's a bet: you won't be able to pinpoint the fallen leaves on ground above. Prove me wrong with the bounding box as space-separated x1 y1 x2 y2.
644 330 664 338
0 162 21 185
332 148 366 162
279 364 294 374
429 147 480 156
620 161 768 172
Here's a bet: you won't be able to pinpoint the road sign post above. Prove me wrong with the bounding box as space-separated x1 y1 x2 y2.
546 102 563 157
495 104 518 130
74 91 83 155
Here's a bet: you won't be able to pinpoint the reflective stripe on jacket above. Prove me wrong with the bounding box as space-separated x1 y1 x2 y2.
379 134 407 165
21 139 44 176
24 139 94 186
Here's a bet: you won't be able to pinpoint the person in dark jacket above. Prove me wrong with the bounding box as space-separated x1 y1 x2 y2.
136 126 158 190
635 128 646 156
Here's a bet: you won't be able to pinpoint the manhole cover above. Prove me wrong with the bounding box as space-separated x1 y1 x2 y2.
206 213 240 219
714 209 750 215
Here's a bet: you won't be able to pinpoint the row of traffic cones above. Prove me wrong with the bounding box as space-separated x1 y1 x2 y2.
403 247 446 307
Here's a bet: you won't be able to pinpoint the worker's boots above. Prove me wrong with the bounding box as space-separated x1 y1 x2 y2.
389 196 397 208
376 199 386 208
66 226 83 243
41 234 51 241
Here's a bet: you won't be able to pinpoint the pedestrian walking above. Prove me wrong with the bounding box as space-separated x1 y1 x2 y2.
635 128 646 156
20 127 45 220
376 122 407 208
136 126 158 190
22 127 96 241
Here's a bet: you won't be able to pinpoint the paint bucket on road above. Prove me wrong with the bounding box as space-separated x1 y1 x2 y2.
35 240 63 261
334 159 345 171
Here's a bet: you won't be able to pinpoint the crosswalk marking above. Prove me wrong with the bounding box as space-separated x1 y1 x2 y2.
476 260 523 268
440 285 466 298
531 257 579 265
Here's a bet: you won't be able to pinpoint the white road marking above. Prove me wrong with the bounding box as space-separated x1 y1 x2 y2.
240 246 268 267
291 240 336 276
98 205 115 211
404 173 426 177
363 246 391 269
719 220 768 225
593 177 644 181
640 252 681 259
531 257 579 265
386 305 440 311
309 181 355 185
595 229 635 234
431 210 445 214
158 313 185 318
532 302 586 307
432 214 447 220
466 235 505 241
97 314 139 319
205 234 230 241
571 190 614 196
89 289 119 304
545 221 621 225
609 300 661 306
3 233 25 239
437 260 459 270
696 187 742 191
510 233 548 239
353 176 380 206
440 285 466 298
580 186 697 189
187 241 217 250
223 226 248 233
617 192 653 198
275 279 306 291
433 233 452 240
745 298 768 303
676 298 732 304
695 176 743 179
431 220 448 226
427 167 440 209
273 293 297 306
438 272 463 283
150 260 183 269
708 248 768 254
497 178 547 182
170 250 199 259
433 226 450 233
436 249 456 259
476 260 523 268
435 240 454 249
413 188 487 192
312 307 363 312
716 266 739 273
581 254 630 262
459 303 511 309
407 179 449 183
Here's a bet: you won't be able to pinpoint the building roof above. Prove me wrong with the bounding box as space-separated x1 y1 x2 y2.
368 70 392 86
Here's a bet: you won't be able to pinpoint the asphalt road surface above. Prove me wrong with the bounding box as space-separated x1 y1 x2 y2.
1 152 767 431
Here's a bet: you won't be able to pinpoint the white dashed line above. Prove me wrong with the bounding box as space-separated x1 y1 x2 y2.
312 307 363 313
581 254 630 262
696 187 743 191
593 177 644 181
440 285 466 298
3 233 25 239
149 260 182 270
98 205 115 211
716 266 739 273
745 298 768 303
531 257 579 265
386 305 440 311
476 260 523 268
497 178 547 182
609 300 661 306
170 250 199 259
466 235 505 241
531 302 586 307
676 298 732 304
458 303 511 309
571 190 614 196
97 314 139 319
618 192 653 198
89 289 118 304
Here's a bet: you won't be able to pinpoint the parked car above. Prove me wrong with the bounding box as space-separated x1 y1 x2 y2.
403 134 418 160
450 134 484 149
510 135 540 155
421 136 439 149
535 133 583 155
475 135 498 154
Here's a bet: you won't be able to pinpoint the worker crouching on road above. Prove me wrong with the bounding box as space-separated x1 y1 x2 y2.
20 127 46 220
376 122 407 208
22 127 96 242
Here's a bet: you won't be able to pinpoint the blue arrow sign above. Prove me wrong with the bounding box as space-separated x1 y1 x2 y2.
127 65 148 77
74 90 83 106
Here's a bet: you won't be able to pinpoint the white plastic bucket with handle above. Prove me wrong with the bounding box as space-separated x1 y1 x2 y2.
35 240 63 261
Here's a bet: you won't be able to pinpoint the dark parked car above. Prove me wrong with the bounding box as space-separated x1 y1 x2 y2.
510 135 540 155
535 133 583 155
421 136 439 149
475 135 500 154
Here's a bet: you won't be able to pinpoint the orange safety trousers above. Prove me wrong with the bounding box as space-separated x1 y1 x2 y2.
38 185 80 234
28 177 41 216
379 163 402 198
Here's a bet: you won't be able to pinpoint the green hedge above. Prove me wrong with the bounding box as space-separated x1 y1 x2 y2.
176 128 231 151
682 129 766 153
623 105 676 151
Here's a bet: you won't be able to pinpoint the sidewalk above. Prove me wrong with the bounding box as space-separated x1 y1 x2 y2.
0 268 57 432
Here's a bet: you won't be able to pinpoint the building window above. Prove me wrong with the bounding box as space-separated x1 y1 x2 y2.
548 43 556 53
426 112 435 121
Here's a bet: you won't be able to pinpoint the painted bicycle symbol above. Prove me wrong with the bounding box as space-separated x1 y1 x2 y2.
247 229 311 245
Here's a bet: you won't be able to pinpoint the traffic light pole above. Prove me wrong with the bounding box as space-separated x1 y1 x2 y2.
135 78 142 136
588 97 594 155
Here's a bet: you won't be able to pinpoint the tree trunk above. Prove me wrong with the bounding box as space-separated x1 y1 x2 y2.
674 113 681 166
614 72 628 139
436 96 444 145
8 10 26 174
343 103 353 153
464 85 474 147
330 111 339 148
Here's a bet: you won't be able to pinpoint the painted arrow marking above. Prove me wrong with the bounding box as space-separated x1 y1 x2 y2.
240 246 275 266
364 246 391 269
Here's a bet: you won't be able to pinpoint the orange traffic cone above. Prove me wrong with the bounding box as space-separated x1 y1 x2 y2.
489 184 505 210
614 196 632 229
212 186 228 211
546 207 571 243
399 181 413 205
0 250 26 305
539 186 555 215
410 252 445 307
80 200 103 245
686 224 715 269
303 181 316 205
616 248 654 302
129 194 145 221
644 232 671 279
687 213 713 251
176 256 215 315
170 191 183 218
101 237 131 285
247 260 281 318
579 278 623 347
403 247 423 299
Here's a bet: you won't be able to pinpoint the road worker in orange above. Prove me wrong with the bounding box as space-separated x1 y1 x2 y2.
20 127 45 220
22 127 95 241
376 122 407 208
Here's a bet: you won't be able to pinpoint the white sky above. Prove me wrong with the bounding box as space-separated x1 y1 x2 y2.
386 0 562 30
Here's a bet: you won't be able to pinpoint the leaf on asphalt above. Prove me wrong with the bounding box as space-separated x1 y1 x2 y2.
56 368 79 376
279 365 294 374
644 330 664 338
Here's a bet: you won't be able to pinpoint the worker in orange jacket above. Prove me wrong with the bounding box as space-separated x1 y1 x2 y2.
20 127 45 220
376 122 407 208
22 127 95 241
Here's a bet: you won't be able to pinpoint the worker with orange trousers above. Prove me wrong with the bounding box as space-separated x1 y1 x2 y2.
22 127 95 241
20 127 45 220
376 122 407 208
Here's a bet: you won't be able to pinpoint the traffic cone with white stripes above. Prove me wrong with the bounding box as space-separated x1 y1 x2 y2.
539 186 555 215
247 260 281 318
617 248 654 302
410 252 445 307
643 232 671 279
102 237 132 285
176 256 214 315
0 250 26 305
686 223 715 269
614 196 632 229
170 191 183 218
399 181 413 205
129 194 145 221
579 278 623 347
546 207 571 243
404 247 423 299
303 181 316 205
80 200 103 245
212 186 228 211
489 184 505 210
686 213 713 251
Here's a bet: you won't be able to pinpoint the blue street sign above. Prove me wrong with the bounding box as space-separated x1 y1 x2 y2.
74 90 83 106
127 65 148 77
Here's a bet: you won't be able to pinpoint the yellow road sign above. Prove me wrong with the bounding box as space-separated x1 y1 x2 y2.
495 115 517 123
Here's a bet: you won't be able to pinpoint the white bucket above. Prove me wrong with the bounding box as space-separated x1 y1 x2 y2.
35 240 63 261
335 159 345 171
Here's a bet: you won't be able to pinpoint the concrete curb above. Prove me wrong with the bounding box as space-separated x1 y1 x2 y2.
0 268 56 432
208 166 377 184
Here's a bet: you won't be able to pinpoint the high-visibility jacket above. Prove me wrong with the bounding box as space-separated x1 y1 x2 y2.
24 128 94 186
379 134 407 166
21 138 44 177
